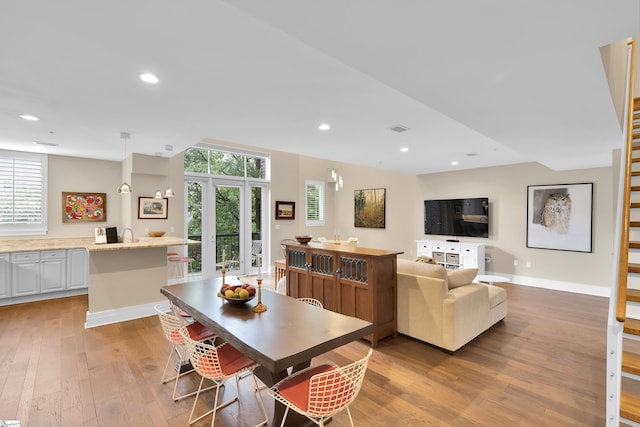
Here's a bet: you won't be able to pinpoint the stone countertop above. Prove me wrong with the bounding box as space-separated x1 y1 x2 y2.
0 236 198 253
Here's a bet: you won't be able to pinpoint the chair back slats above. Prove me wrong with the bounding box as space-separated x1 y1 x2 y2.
181 331 224 379
298 297 324 308
156 305 187 344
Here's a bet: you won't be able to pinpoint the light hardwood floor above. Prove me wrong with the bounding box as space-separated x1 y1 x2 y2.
0 278 607 426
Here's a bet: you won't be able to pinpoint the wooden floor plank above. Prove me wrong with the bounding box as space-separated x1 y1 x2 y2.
0 279 608 426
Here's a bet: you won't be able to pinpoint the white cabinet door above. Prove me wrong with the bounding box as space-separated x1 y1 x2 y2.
41 250 66 293
416 241 432 257
460 246 478 269
67 249 88 289
0 253 10 298
12 252 40 296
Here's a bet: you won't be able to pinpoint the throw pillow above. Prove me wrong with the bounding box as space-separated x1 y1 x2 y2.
447 268 478 289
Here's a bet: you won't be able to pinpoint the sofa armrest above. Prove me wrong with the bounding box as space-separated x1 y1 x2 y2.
442 284 492 351
397 272 448 345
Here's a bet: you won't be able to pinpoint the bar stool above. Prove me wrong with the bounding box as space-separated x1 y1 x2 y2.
168 254 195 281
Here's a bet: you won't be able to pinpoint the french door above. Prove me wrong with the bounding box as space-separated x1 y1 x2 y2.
185 176 267 279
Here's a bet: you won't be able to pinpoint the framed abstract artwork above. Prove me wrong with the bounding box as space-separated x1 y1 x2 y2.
62 192 107 223
354 188 386 228
526 183 593 252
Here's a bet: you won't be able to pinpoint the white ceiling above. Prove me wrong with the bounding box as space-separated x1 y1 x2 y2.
0 1 638 175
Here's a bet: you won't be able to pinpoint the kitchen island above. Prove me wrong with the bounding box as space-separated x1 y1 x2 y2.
0 236 196 327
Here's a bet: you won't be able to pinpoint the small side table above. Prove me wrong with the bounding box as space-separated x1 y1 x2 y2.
475 274 510 286
275 259 286 282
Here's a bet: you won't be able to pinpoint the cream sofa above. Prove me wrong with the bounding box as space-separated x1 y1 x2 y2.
397 258 507 352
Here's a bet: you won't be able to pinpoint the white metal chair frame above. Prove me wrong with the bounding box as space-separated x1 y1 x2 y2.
155 304 216 401
179 327 268 427
298 298 324 309
268 349 373 427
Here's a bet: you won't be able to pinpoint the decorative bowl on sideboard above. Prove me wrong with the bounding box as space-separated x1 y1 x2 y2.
295 235 312 244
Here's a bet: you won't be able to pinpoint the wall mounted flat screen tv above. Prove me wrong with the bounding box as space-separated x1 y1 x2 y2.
424 198 489 238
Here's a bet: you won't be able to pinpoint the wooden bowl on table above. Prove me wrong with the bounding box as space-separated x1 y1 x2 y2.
147 231 166 237
295 235 312 244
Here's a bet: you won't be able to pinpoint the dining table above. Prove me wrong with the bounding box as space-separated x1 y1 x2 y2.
160 276 374 426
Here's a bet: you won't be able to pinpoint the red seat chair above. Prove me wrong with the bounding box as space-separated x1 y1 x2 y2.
268 348 373 427
179 326 268 426
154 304 216 401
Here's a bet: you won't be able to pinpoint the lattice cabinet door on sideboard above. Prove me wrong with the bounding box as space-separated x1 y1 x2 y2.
416 240 485 275
285 242 402 347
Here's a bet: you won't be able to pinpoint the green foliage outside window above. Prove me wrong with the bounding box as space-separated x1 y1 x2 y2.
184 147 268 269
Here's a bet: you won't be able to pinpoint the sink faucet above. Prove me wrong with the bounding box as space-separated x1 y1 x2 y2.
121 227 134 243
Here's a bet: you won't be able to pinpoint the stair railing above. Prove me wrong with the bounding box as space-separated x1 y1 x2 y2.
607 39 635 426
616 40 636 323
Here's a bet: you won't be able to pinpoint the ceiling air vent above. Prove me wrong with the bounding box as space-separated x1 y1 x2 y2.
389 125 410 133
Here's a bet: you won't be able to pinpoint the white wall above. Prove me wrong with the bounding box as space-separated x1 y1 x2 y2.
417 162 614 293
47 155 121 237
40 153 184 241
36 147 616 295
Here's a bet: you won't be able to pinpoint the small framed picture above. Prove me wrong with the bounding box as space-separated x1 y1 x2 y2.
138 197 168 219
276 201 295 220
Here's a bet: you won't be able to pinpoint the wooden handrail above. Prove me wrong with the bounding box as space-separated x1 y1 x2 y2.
616 40 635 322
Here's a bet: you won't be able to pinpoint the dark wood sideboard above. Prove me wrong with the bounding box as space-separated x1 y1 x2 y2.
285 241 403 347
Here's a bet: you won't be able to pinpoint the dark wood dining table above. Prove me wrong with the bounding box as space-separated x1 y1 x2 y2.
160 276 373 426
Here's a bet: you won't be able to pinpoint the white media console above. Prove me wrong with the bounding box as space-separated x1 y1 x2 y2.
416 240 485 275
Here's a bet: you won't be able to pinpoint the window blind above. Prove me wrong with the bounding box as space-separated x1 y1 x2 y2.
305 180 325 226
0 150 48 235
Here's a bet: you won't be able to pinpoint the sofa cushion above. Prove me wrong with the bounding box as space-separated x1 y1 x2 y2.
397 259 447 281
447 268 478 289
488 285 507 309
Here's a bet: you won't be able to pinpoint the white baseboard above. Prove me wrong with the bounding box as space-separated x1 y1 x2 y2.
488 271 611 298
0 288 88 306
85 299 170 328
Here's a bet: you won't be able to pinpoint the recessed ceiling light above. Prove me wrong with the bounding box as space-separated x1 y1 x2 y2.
319 123 331 131
19 114 39 121
451 161 459 166
400 147 409 152
33 140 58 147
140 73 159 84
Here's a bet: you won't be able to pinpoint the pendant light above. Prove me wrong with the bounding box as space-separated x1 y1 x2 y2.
329 168 343 192
117 132 132 194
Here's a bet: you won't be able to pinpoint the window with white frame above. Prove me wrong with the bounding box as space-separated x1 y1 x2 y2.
305 180 325 226
0 150 48 236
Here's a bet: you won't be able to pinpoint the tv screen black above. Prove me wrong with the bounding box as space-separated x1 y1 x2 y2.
424 198 489 238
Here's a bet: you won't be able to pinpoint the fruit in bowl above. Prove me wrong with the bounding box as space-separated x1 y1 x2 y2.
220 283 256 304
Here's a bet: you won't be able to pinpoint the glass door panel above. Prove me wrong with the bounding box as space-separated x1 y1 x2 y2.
249 183 268 275
186 181 203 277
215 184 241 274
